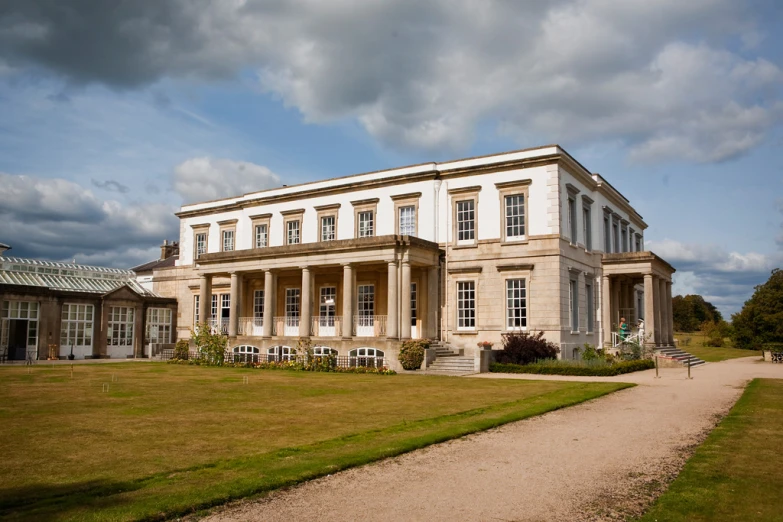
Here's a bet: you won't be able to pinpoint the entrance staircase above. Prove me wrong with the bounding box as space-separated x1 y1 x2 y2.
426 341 476 374
656 347 706 367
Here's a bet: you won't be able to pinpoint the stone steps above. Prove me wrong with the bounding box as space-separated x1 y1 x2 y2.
427 355 475 374
656 347 706 367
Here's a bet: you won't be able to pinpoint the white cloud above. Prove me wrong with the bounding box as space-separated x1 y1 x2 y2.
647 238 783 316
173 157 280 203
1 0 780 162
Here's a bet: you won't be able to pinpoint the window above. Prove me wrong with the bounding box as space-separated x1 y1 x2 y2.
319 287 336 328
285 289 300 327
146 308 172 344
410 283 417 327
232 345 260 363
457 281 476 330
195 232 207 259
358 210 374 238
321 216 336 241
505 194 525 240
348 347 385 368
567 196 577 244
313 346 337 357
255 224 268 248
635 234 642 252
1 301 39 349
108 307 134 346
621 225 628 253
456 200 475 243
211 294 218 320
604 215 611 252
569 279 579 332
582 206 592 250
287 220 300 245
61 303 93 348
222 229 234 252
586 282 594 333
399 206 416 236
267 345 295 362
194 295 200 324
253 289 264 327
357 285 375 324
506 279 527 330
612 219 619 253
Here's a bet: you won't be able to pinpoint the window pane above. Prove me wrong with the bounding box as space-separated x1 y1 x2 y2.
457 200 475 241
505 195 525 239
399 206 415 236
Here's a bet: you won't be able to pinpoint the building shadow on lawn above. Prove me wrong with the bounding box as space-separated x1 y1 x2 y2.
0 479 142 519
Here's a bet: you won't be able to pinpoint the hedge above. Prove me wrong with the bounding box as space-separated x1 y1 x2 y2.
489 359 655 376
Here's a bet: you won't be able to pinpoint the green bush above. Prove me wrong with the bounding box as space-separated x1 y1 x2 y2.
581 343 600 361
398 339 429 370
489 359 654 376
190 322 228 366
173 339 190 360
763 342 783 353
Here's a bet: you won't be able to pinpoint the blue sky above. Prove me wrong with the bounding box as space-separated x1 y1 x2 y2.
0 0 781 317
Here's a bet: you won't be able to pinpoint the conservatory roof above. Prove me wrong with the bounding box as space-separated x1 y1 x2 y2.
0 256 158 296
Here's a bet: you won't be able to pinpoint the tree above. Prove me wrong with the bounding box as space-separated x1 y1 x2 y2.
672 294 722 332
731 269 783 349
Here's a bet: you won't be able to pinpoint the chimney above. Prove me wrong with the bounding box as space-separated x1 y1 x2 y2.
160 239 179 260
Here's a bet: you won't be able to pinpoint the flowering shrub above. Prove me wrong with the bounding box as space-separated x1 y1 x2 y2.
398 340 429 370
173 339 190 360
190 322 227 365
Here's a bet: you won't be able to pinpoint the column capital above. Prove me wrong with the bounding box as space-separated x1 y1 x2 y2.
300 266 310 272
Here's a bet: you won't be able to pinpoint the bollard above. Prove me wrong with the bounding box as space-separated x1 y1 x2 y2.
688 358 692 380
655 356 660 379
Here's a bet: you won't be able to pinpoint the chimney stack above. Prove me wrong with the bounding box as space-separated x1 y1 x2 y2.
160 239 179 260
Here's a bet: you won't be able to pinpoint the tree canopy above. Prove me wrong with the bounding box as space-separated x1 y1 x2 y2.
672 294 723 332
731 269 783 349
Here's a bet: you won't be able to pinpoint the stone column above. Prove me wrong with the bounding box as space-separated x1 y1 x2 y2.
262 270 274 337
386 261 398 339
657 278 668 346
300 267 311 337
643 274 656 348
427 266 439 339
199 274 212 326
666 280 674 345
342 264 353 338
611 278 621 331
602 275 612 347
652 277 662 346
400 261 412 339
228 272 239 337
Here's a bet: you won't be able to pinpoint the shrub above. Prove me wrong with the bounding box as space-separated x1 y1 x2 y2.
173 339 190 360
398 340 429 370
190 322 228 366
489 359 654 376
581 343 600 361
494 331 559 365
763 342 783 353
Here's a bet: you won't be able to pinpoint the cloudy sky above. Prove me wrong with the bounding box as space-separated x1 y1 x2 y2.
0 0 781 317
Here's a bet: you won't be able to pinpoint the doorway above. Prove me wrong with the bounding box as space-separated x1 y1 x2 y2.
8 320 29 361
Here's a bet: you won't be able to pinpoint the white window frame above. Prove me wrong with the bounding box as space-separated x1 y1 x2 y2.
222 229 235 252
108 306 134 346
505 279 527 331
255 224 268 248
285 288 301 327
61 303 94 350
358 210 374 238
1 300 40 350
504 194 526 241
287 220 300 245
253 289 264 327
399 206 416 236
321 215 336 242
193 295 200 325
195 232 207 259
456 280 476 331
146 308 172 344
456 200 475 244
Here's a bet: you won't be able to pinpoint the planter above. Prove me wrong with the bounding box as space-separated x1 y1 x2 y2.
477 342 493 350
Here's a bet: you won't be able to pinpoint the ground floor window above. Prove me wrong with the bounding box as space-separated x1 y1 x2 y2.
312 346 337 357
1 300 39 360
61 303 93 350
411 283 417 327
285 289 300 326
254 289 264 327
569 279 579 331
586 282 594 333
232 345 260 363
457 281 476 330
146 308 172 344
505 279 526 330
194 295 200 324
349 347 384 368
108 306 134 346
268 344 295 362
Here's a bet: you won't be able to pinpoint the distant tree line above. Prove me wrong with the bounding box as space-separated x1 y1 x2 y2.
731 269 783 350
672 294 723 332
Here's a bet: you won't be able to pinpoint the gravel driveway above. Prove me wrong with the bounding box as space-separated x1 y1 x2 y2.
201 357 783 521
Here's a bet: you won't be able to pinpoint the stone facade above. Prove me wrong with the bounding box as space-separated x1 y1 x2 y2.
151 145 675 368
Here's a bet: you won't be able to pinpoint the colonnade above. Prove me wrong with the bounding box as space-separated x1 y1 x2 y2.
602 273 673 347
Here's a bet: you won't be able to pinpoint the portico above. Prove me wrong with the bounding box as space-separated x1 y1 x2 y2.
193 235 441 347
601 252 675 348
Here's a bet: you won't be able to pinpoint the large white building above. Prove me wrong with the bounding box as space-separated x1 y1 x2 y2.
153 145 675 369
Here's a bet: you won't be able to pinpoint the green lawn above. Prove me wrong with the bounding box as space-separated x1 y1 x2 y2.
638 378 783 522
675 331 759 362
0 363 630 521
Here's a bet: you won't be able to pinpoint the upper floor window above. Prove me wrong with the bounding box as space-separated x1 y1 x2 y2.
321 216 336 241
358 210 374 238
255 224 268 248
287 220 300 245
399 206 415 236
612 220 619 253
567 196 577 245
195 232 207 259
603 214 611 252
635 234 642 252
456 200 475 243
582 206 592 251
505 195 525 240
621 225 628 253
222 229 234 252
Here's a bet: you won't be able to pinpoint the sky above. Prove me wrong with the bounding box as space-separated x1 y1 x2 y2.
0 0 781 318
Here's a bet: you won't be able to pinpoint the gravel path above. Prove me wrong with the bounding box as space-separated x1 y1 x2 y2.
201 357 783 522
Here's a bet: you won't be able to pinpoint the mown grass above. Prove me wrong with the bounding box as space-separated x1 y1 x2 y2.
0 363 630 521
638 379 783 522
674 331 759 362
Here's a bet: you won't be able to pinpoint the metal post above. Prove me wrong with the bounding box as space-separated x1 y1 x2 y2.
655 355 659 379
687 357 692 379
